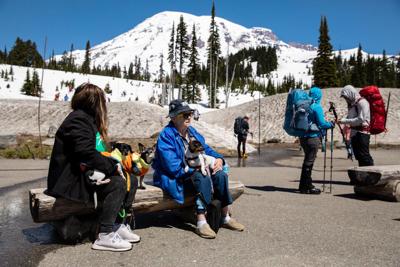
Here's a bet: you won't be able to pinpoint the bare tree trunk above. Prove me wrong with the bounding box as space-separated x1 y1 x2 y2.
214 56 219 108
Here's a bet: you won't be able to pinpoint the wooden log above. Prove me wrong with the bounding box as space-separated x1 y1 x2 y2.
348 165 400 186
354 176 400 202
30 180 245 223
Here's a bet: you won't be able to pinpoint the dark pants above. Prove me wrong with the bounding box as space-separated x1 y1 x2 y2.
351 132 374 167
237 135 247 157
96 175 138 233
185 170 233 214
299 137 320 189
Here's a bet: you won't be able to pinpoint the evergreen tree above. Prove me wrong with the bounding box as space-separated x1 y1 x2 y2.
128 62 134 79
31 70 42 96
2 47 7 64
351 44 366 87
8 38 43 67
81 40 91 74
159 53 165 82
396 54 400 88
144 59 150 81
134 57 142 80
185 24 201 103
335 50 344 86
21 69 32 95
0 47 5 64
68 43 75 72
379 50 393 88
266 79 276 96
123 66 128 79
49 49 58 70
313 16 337 88
175 15 189 95
207 0 221 107
365 55 377 86
59 50 69 71
168 22 176 75
9 66 13 76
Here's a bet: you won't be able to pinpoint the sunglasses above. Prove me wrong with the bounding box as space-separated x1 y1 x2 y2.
179 112 193 119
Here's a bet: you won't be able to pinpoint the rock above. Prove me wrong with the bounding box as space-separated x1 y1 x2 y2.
42 138 55 146
267 138 281 144
0 135 17 149
47 125 58 138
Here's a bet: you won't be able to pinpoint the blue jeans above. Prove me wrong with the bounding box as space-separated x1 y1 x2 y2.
185 170 233 213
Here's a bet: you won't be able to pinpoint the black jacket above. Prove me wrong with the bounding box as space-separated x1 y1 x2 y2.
47 109 116 203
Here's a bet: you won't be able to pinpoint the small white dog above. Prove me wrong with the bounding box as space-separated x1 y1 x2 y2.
184 140 216 176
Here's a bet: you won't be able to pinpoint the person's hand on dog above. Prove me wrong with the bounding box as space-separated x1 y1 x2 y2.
116 163 126 181
212 158 223 174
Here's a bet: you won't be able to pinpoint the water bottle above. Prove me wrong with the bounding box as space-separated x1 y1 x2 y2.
223 164 230 174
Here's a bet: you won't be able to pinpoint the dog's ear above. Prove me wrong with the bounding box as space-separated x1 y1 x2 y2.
127 144 133 154
138 143 145 153
110 141 117 150
124 144 133 155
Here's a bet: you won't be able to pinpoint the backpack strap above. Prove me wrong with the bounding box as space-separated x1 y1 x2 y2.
351 97 370 132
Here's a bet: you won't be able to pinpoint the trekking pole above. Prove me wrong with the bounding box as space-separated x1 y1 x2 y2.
384 92 391 133
329 102 353 161
329 127 333 194
322 132 327 192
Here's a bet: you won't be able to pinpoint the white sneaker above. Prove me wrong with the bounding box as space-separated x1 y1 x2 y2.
115 224 141 243
91 232 132 252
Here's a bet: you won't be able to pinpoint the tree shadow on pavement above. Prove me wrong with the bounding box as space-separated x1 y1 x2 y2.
246 185 298 194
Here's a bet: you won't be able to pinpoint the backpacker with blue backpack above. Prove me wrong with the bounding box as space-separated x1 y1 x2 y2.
283 89 319 137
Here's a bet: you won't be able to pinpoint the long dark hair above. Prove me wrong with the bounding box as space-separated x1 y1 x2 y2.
71 83 109 143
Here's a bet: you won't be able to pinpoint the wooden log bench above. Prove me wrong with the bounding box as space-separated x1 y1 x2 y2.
348 165 400 186
29 180 245 223
348 165 400 202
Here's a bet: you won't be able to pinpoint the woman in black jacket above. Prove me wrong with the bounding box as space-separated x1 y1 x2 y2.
47 83 139 252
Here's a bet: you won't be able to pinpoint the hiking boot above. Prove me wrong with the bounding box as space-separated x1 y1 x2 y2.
299 187 321 194
91 232 132 252
242 153 248 159
222 218 245 231
195 223 216 239
114 224 141 243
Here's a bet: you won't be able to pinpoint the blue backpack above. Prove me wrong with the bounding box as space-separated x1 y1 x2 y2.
283 89 319 137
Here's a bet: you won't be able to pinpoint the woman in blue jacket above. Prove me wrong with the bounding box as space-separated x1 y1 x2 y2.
298 87 334 194
152 99 244 238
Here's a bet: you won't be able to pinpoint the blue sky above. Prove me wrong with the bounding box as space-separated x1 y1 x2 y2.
0 0 399 56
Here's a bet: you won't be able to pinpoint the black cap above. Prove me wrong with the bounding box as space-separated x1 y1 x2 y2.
168 99 195 118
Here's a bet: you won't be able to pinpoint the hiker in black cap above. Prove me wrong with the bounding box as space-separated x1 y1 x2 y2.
152 99 245 239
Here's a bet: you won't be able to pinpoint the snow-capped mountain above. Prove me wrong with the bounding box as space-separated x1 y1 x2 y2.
60 11 319 85
56 11 394 87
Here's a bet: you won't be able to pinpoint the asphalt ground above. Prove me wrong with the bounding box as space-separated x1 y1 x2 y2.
0 147 399 266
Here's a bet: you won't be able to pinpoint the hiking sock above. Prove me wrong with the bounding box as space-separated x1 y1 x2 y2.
197 219 207 228
223 214 231 224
